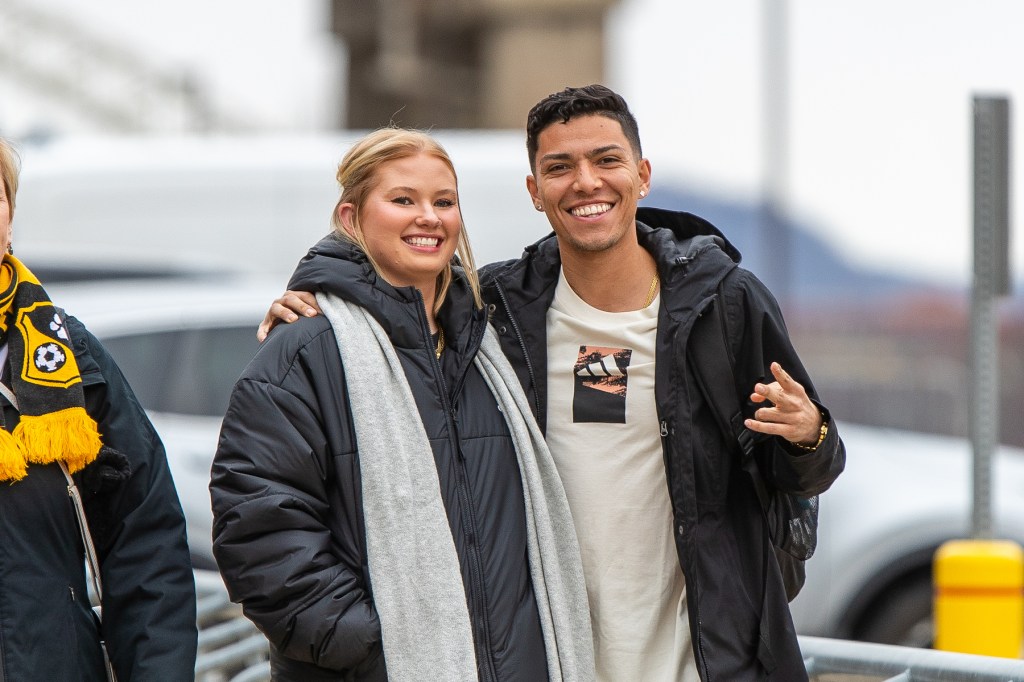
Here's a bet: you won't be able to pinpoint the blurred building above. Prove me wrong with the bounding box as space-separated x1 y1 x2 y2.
2 0 619 133
789 297 1024 448
331 0 619 129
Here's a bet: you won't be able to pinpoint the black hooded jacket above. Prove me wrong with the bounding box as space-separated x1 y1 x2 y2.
479 207 845 681
210 235 548 681
0 315 197 682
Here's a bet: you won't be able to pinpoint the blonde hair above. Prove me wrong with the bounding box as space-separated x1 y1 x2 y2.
331 127 482 312
0 138 19 221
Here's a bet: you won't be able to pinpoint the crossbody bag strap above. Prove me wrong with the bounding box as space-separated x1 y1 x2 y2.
59 461 104 601
687 294 772 513
0 381 104 601
61 464 117 682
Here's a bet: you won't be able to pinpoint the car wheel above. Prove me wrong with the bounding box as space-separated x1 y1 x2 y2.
851 571 934 648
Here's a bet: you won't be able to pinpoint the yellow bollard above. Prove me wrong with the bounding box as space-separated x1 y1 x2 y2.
934 539 1024 657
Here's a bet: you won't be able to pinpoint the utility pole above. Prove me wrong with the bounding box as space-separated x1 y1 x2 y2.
761 0 791 303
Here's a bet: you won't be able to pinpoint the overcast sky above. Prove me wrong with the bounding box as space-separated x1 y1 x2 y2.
610 1 1024 288
3 0 1022 288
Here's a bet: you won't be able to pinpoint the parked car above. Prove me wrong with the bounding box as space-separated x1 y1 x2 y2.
790 422 1024 647
46 277 1024 645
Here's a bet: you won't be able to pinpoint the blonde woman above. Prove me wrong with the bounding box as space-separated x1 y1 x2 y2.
210 128 594 681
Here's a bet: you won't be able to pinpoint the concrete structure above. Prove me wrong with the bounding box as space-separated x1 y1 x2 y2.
331 0 619 129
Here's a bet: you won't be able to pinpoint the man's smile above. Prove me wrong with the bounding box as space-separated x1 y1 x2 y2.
569 202 613 217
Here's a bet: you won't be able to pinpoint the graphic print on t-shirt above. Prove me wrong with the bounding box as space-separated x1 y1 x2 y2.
573 345 632 423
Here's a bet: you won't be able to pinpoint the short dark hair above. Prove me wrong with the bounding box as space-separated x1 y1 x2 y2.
525 84 642 172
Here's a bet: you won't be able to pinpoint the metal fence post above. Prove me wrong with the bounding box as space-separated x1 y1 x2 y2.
970 95 1011 540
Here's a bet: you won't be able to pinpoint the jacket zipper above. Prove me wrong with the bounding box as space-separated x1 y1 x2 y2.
661 413 712 681
421 302 498 682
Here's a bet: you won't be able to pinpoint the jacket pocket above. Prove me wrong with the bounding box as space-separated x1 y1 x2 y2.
57 583 105 681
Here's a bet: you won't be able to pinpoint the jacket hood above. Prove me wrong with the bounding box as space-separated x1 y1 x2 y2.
633 208 742 323
288 233 396 307
287 232 483 353
635 206 742 264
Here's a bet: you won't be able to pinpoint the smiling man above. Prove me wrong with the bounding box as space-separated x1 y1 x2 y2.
475 85 845 681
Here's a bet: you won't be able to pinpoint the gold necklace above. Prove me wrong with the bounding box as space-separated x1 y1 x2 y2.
435 327 445 359
643 273 660 308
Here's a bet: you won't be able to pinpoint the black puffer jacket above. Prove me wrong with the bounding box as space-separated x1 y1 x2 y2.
0 315 197 682
480 208 845 681
210 235 547 681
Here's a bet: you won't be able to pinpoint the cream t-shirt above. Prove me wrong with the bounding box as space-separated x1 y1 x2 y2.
545 270 700 681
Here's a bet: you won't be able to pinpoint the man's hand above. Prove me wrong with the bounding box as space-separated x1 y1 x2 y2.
744 362 823 447
257 290 320 342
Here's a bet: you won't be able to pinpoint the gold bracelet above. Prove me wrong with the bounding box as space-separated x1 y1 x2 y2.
793 418 828 452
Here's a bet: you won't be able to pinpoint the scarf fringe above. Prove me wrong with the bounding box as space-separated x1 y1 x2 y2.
13 407 102 474
0 429 28 481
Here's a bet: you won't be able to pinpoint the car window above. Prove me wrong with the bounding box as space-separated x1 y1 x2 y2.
102 330 180 413
170 326 259 417
102 325 259 418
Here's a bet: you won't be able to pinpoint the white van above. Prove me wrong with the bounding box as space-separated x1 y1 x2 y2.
13 132 551 279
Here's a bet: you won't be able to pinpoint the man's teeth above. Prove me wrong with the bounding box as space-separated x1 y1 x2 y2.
406 237 440 247
571 203 612 217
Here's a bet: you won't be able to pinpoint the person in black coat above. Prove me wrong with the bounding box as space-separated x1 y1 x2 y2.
210 128 593 681
0 138 197 680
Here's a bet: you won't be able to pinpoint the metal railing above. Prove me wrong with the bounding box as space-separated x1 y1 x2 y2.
195 571 269 682
801 635 1024 681
193 570 1024 681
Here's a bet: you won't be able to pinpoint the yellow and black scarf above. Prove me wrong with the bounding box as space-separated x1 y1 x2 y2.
0 255 102 482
